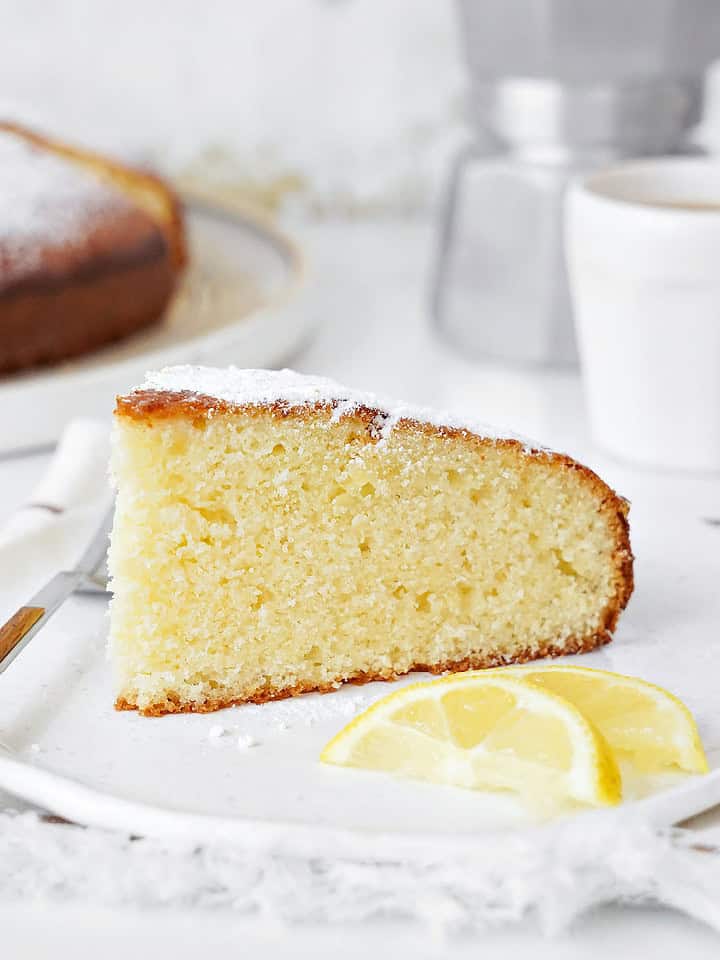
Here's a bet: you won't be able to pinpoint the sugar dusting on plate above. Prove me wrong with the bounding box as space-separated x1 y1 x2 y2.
250 690 372 732
236 733 259 750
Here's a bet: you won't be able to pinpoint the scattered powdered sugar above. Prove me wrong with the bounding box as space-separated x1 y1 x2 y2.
336 694 369 718
196 691 374 741
0 130 125 279
201 696 372 744
236 733 259 750
255 691 372 731
138 365 543 452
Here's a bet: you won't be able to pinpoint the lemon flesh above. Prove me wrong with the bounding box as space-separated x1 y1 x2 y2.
500 665 708 774
321 674 621 807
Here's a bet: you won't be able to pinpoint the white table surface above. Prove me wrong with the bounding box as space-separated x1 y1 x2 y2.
2 221 719 957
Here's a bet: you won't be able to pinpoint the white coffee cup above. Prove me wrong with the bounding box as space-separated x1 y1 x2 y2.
565 158 720 472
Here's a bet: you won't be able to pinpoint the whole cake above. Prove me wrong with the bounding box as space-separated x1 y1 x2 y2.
109 366 633 716
0 122 186 373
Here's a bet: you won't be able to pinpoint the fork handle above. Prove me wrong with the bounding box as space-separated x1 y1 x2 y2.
0 571 84 675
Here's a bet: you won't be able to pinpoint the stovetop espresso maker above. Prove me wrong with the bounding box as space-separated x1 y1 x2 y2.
433 0 720 365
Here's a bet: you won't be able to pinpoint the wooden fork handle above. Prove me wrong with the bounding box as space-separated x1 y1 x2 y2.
0 607 45 662
0 570 84 675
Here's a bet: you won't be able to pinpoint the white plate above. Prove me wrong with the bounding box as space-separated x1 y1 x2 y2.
1 587 719 861
0 200 305 454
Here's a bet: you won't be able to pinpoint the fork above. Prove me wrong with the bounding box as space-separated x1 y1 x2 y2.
0 502 113 674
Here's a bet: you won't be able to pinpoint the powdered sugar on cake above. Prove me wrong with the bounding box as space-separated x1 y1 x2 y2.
0 130 126 278
140 365 543 452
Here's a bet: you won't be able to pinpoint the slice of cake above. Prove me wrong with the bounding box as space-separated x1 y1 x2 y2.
109 366 633 716
0 122 186 373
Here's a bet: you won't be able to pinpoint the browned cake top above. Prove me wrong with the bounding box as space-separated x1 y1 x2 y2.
0 128 170 294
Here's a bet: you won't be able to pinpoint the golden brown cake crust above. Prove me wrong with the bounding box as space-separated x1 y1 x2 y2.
113 388 634 717
0 122 186 373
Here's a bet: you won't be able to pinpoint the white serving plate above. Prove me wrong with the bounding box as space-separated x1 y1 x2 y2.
0 590 719 860
0 199 305 454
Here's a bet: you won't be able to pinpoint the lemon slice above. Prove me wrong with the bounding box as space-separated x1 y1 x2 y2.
321 674 621 807
499 665 708 774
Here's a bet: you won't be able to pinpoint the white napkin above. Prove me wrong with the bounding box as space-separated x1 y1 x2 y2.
0 419 112 615
2 422 720 935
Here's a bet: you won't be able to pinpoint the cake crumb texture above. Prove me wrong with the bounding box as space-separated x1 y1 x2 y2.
109 372 633 716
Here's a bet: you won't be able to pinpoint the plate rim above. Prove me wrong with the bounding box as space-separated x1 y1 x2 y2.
2 735 719 860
